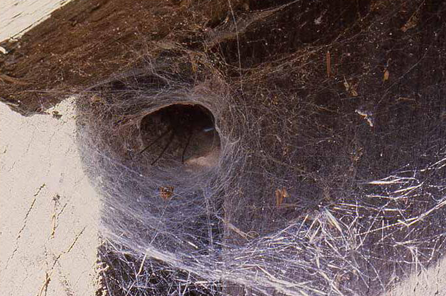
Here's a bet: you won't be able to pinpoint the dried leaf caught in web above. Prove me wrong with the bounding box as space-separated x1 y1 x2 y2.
275 188 289 207
343 77 358 97
401 14 419 32
159 186 174 200
90 95 105 104
383 69 390 81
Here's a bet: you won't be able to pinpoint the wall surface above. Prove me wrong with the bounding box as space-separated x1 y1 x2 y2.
0 99 101 296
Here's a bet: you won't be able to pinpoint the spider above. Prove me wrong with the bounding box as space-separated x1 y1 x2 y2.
139 104 217 165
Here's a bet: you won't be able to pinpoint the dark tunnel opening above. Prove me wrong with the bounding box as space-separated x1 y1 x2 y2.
139 104 221 170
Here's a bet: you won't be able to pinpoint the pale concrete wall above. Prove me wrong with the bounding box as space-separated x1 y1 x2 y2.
0 99 101 296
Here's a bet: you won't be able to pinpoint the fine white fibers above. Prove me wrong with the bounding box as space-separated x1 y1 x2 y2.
75 66 446 295
73 1 446 294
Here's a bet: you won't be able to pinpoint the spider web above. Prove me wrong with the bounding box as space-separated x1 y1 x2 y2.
75 0 446 295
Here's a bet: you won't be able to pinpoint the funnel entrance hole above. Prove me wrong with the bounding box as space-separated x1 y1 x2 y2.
139 104 220 169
